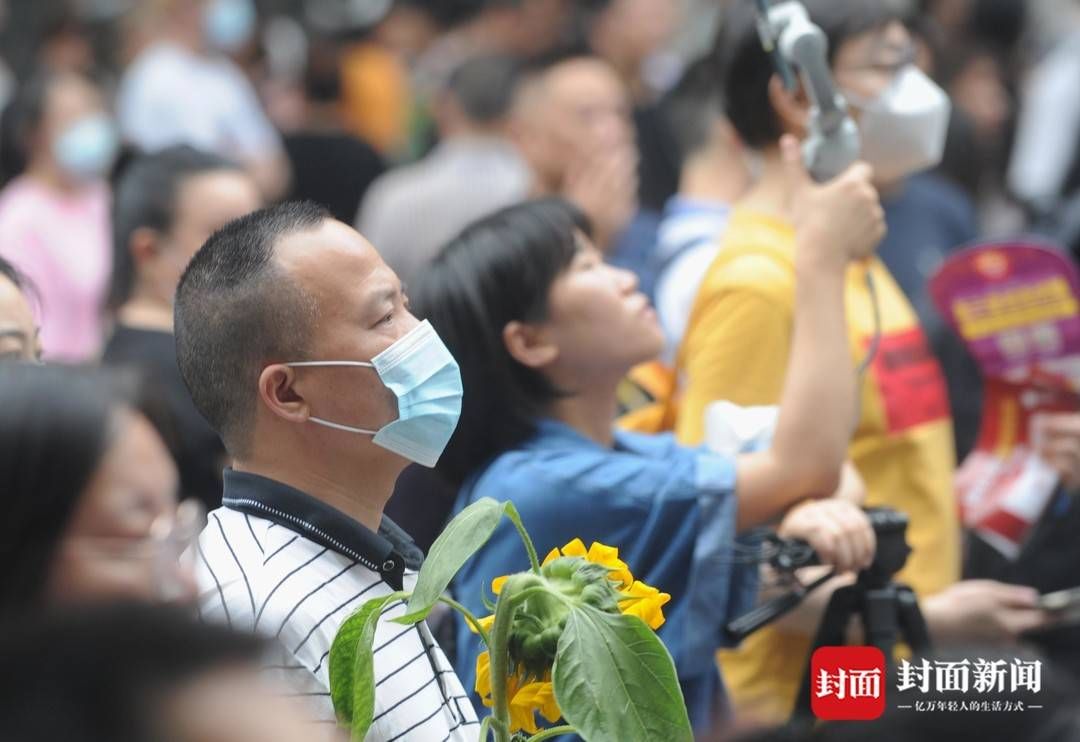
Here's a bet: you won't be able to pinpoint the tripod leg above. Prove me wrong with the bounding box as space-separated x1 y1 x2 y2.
791 585 861 724
895 585 932 653
862 587 901 658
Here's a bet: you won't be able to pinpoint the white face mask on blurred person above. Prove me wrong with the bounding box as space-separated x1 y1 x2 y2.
53 113 119 181
203 0 257 52
846 65 951 183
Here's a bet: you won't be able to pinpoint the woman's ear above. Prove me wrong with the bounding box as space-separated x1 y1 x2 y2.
257 364 309 424
503 320 559 369
128 226 161 269
768 74 810 139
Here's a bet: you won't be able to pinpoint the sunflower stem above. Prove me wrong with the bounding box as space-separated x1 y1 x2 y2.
504 502 542 574
489 576 523 742
524 725 577 742
435 595 490 647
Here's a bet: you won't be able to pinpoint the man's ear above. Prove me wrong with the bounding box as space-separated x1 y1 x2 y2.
768 74 810 139
257 364 309 423
503 320 559 369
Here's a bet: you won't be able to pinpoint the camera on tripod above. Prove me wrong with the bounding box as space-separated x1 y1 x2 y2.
726 506 932 723
770 507 912 583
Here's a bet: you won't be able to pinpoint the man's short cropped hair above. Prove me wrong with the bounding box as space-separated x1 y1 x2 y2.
174 201 327 457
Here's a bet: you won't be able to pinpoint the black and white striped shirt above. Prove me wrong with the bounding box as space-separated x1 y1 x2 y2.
195 470 479 741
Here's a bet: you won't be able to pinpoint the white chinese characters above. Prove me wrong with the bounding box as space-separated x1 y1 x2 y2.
816 667 884 701
897 658 1041 694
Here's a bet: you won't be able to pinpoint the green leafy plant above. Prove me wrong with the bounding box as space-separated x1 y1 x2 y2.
329 498 693 742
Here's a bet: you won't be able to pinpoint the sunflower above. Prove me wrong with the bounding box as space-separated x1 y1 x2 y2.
468 538 673 731
471 538 670 634
475 651 562 734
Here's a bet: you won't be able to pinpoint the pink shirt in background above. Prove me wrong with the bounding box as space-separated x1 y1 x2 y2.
0 175 111 361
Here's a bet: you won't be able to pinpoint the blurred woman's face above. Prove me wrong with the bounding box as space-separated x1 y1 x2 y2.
41 75 106 151
46 408 195 605
39 74 118 181
0 274 40 362
165 665 346 742
146 170 262 306
833 21 917 115
540 235 665 381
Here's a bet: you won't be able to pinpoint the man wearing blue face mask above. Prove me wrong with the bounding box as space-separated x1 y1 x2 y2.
175 201 479 739
0 70 118 362
117 0 289 201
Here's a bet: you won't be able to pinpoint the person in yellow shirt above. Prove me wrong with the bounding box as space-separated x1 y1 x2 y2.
675 0 1055 724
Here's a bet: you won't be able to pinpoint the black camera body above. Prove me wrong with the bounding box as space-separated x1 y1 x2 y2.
728 507 914 643
858 507 913 587
769 506 912 580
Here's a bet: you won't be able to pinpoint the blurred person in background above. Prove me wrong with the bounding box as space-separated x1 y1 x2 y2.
393 0 572 160
413 0 572 102
297 1 415 159
0 603 331 742
919 1 1026 238
653 56 751 362
1007 0 1080 219
0 364 197 619
914 0 1080 686
0 255 40 362
0 70 117 362
117 0 289 201
37 11 97 76
0 0 12 115
513 51 661 296
577 0 681 106
868 14 980 328
879 17 991 462
359 54 529 290
675 1 1056 724
575 0 687 214
104 145 262 511
279 38 385 224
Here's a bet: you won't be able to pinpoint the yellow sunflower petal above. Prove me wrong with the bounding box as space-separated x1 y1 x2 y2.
586 541 635 587
509 703 540 734
586 542 620 563
475 651 492 705
535 681 562 723
560 538 587 557
511 680 556 734
619 580 672 630
541 547 562 565
468 613 496 635
508 677 543 734
491 575 509 595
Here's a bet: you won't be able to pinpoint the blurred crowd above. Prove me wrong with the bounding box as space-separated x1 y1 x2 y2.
5 0 1080 740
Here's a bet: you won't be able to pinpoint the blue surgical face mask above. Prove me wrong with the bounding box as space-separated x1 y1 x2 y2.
286 320 463 468
53 114 119 180
204 0 256 52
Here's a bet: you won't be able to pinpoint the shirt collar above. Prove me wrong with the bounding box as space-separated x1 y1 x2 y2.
662 194 731 219
529 418 639 453
221 470 424 590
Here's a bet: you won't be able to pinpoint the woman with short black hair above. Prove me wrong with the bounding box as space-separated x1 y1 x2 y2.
414 158 884 729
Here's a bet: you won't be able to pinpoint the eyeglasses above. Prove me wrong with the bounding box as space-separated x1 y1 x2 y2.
66 499 207 601
836 46 918 80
